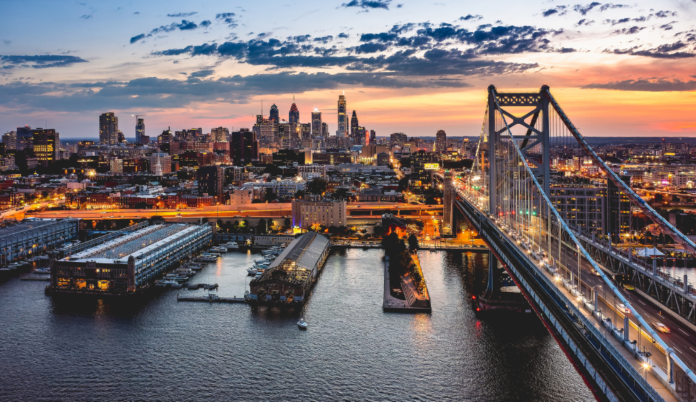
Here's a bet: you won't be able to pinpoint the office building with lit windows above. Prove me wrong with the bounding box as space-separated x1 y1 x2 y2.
32 128 60 166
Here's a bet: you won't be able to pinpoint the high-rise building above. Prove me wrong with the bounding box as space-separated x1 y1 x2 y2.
370 130 376 144
2 131 16 150
289 100 299 124
269 104 279 124
32 128 59 166
322 122 329 137
435 130 447 154
606 175 631 240
99 112 119 145
337 94 347 137
230 129 259 165
390 133 407 149
16 126 33 150
311 108 322 136
136 117 145 144
211 127 229 142
350 110 359 140
197 165 225 196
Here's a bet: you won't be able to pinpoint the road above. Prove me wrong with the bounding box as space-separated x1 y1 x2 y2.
25 202 442 220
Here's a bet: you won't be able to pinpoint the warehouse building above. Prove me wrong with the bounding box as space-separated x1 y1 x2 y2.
248 232 330 305
0 218 79 265
47 223 212 295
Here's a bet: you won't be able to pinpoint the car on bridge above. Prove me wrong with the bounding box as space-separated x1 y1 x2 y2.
652 322 671 334
617 303 631 314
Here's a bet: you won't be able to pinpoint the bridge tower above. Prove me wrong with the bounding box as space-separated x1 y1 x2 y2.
442 170 453 236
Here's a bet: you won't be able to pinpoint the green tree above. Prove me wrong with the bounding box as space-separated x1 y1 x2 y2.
408 234 419 252
307 178 328 195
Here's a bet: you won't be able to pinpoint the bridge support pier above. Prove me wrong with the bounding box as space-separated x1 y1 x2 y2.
623 315 630 343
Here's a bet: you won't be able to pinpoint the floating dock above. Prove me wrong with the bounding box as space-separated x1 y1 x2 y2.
177 293 246 303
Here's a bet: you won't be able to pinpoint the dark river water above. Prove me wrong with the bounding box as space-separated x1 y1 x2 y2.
0 249 594 401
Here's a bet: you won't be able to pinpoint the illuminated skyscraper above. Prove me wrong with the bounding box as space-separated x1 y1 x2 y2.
269 104 279 124
99 112 119 145
135 117 145 144
289 98 299 124
350 110 359 142
435 130 447 153
311 107 322 136
337 94 347 137
32 128 59 166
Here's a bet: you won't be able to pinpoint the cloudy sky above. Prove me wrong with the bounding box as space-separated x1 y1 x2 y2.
1 0 695 138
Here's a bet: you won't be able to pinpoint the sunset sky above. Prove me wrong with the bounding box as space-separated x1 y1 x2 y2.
1 0 695 138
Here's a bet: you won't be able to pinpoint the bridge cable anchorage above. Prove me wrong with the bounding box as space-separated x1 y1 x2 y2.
543 88 696 260
477 85 696 389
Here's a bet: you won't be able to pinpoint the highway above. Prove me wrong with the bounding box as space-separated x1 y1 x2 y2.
25 202 442 220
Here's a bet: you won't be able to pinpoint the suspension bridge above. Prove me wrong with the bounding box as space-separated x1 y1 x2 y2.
442 85 696 402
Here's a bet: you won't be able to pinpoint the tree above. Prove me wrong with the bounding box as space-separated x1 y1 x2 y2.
332 188 350 200
256 219 267 234
264 188 277 202
307 178 328 195
284 217 291 228
397 177 410 192
373 225 383 238
381 232 400 255
408 234 419 252
294 190 305 199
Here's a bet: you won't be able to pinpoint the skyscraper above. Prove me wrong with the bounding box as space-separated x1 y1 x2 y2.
337 94 347 137
32 128 59 166
289 99 299 124
350 110 359 143
135 117 145 144
99 112 119 145
269 104 279 124
435 130 447 154
16 125 33 150
311 107 322 136
2 131 16 150
231 129 259 165
211 127 229 142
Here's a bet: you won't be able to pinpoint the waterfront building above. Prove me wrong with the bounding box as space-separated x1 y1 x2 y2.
337 94 347 137
99 112 119 145
48 223 213 295
248 232 330 304
0 218 79 264
291 199 347 229
435 130 447 154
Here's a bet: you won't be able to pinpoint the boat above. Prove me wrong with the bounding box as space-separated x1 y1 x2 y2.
224 241 239 250
210 246 228 254
196 254 218 262
247 268 258 276
297 318 308 330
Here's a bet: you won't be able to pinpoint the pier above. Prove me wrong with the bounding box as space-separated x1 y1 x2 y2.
177 293 247 303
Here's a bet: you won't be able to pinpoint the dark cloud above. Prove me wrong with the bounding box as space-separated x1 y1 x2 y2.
583 78 696 91
654 11 677 18
134 11 140 15
338 33 349 38
353 43 389 53
573 2 628 15
341 0 392 11
613 26 644 35
607 42 694 58
605 11 676 26
189 69 214 78
130 20 209 43
0 55 89 69
460 14 483 21
360 32 398 42
167 12 197 17
0 72 471 112
288 35 311 43
80 15 92 19
576 19 594 26
314 35 334 44
542 6 567 17
660 23 674 31
215 12 237 27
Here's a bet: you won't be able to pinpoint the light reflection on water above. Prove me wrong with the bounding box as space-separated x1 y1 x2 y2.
0 248 593 401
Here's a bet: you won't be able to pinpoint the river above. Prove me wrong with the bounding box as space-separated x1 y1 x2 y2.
0 248 594 401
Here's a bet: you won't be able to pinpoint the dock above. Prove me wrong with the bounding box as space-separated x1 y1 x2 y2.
177 293 247 303
20 276 50 281
383 256 431 313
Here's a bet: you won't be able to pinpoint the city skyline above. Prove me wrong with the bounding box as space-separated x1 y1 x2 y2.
1 0 695 138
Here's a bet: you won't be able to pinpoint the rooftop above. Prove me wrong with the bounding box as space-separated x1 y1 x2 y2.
0 219 73 240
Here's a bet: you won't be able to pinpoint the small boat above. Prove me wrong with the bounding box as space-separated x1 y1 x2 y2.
210 246 228 254
247 268 258 276
196 254 218 262
224 241 239 250
297 318 308 330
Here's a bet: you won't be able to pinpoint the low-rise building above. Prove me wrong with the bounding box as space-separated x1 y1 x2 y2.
0 218 79 264
291 199 347 229
298 164 326 180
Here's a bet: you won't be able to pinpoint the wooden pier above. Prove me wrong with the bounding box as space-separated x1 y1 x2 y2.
177 293 247 303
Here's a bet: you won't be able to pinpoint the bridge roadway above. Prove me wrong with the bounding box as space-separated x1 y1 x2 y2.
456 196 671 402
24 202 443 220
547 234 696 375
